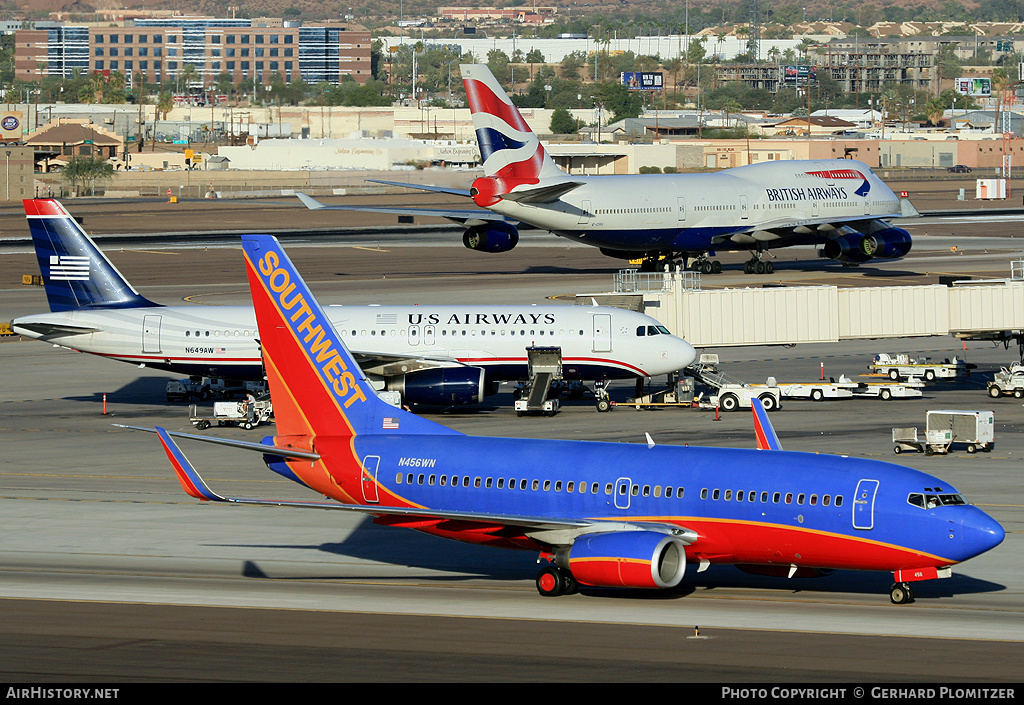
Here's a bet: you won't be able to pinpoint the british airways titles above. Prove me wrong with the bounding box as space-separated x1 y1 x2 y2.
765 186 850 202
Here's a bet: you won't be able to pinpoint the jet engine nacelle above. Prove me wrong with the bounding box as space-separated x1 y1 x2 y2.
822 225 912 264
565 531 687 589
389 366 490 406
862 227 912 260
462 221 520 254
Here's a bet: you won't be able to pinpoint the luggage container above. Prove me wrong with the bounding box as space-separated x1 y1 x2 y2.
892 410 994 454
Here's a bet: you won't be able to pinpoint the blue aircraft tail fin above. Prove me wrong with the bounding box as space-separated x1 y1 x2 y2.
24 199 160 312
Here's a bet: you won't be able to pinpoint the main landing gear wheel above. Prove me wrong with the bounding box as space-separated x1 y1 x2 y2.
890 582 915 604
743 259 774 274
536 566 578 597
693 259 723 274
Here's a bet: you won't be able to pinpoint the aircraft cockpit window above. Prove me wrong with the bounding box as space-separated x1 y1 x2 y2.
908 492 967 509
656 325 671 335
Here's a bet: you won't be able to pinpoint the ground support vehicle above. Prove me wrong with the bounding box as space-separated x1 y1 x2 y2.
892 410 994 455
189 394 273 430
987 364 1024 398
869 353 970 382
853 379 925 400
684 354 782 412
892 427 954 455
515 346 562 416
166 377 211 402
772 375 859 401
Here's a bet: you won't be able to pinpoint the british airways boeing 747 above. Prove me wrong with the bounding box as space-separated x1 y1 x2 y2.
299 64 918 274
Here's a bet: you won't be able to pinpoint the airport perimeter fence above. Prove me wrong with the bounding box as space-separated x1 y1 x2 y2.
33 167 484 201
30 165 1003 201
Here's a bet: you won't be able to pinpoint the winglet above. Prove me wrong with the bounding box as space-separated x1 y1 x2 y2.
296 193 326 210
751 398 783 451
156 426 226 501
900 197 920 218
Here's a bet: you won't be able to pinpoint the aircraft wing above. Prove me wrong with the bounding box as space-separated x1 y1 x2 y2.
296 192 504 224
713 212 899 248
149 426 700 541
348 350 470 376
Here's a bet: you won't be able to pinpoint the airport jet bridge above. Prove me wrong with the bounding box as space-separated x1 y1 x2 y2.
584 260 1024 352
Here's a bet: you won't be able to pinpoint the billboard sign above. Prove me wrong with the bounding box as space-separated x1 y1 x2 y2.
783 65 817 83
0 111 21 139
956 77 991 96
621 72 664 90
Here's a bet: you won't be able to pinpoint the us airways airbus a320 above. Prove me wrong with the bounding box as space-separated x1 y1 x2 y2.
299 64 918 274
132 234 1004 604
11 199 694 406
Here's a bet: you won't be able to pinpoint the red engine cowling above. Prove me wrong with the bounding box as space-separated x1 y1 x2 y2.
470 176 540 207
566 531 687 589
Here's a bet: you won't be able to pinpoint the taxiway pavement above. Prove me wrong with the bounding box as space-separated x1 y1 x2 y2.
0 193 1021 681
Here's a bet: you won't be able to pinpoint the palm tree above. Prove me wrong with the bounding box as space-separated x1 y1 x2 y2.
152 92 174 150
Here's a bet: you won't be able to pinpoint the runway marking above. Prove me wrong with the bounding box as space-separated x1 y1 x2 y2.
133 250 181 255
352 246 389 253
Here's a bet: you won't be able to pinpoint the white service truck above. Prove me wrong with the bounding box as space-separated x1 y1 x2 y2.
869 353 968 382
987 364 1024 398
770 375 859 401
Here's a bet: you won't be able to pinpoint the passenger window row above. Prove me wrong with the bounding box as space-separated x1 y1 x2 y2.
394 474 686 498
184 330 252 338
699 487 844 507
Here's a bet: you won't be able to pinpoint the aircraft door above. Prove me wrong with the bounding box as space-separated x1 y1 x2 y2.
578 200 592 225
852 479 879 530
614 477 632 509
361 455 381 503
592 313 612 353
739 194 749 219
423 325 436 346
408 325 420 346
677 197 686 223
143 315 162 353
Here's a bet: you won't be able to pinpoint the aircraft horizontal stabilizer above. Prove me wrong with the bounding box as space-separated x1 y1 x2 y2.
294 193 504 223
365 179 473 197
12 321 101 337
117 424 320 460
498 181 585 204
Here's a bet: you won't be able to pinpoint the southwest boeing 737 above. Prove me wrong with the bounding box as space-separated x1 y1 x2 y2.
299 64 918 274
12 199 694 406
138 234 1003 604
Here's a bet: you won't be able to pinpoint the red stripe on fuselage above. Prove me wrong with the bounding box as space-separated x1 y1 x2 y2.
612 516 955 571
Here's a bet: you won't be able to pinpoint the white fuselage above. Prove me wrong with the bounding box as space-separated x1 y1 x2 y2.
13 304 696 382
489 160 902 253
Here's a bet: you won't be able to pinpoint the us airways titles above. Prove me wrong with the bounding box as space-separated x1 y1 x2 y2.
765 185 849 202
407 312 558 326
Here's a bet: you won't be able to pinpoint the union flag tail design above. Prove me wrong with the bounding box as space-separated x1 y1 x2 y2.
460 64 564 183
240 235 456 443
